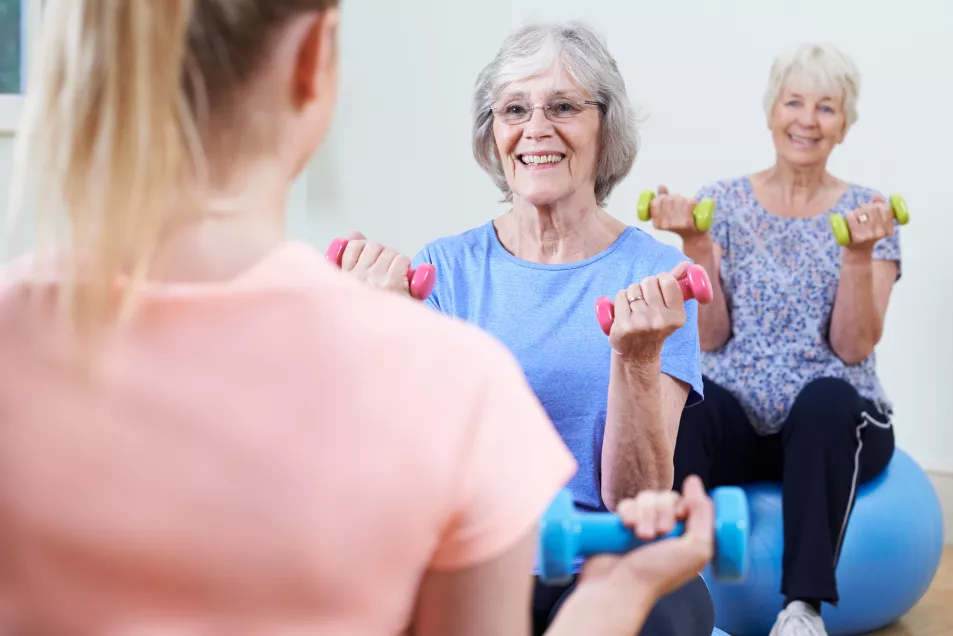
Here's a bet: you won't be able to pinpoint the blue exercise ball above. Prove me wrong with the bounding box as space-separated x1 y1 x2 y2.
703 448 944 636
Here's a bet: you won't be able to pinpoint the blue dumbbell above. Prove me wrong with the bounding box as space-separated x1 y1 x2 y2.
538 487 750 586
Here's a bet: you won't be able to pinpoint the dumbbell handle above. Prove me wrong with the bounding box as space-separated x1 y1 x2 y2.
326 238 437 301
538 486 749 585
830 194 910 247
637 190 715 232
595 264 713 336
572 515 684 556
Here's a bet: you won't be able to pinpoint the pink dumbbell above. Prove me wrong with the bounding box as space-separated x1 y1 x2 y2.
325 238 437 301
595 265 714 336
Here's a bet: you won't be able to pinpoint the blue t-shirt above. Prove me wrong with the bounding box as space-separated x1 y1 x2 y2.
412 221 704 512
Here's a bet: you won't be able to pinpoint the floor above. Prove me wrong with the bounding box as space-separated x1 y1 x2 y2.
869 546 952 635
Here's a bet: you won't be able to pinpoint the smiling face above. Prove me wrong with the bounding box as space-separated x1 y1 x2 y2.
491 66 603 207
769 82 847 168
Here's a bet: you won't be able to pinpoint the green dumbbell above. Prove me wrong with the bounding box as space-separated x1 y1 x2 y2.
830 194 910 247
637 190 715 232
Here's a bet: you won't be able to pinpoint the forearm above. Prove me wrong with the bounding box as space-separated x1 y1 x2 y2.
681 236 731 351
830 249 882 364
545 581 654 636
601 356 672 510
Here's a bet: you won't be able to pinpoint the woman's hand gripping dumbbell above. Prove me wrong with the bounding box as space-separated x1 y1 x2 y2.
326 232 436 301
638 185 715 234
829 194 909 247
537 477 750 588
594 263 713 346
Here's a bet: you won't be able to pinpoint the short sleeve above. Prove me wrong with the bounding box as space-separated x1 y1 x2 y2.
428 338 577 571
696 182 728 252
865 191 903 281
695 181 733 301
411 245 443 312
651 249 705 406
873 227 902 280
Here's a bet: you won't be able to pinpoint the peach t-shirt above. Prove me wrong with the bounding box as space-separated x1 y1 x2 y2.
0 242 577 634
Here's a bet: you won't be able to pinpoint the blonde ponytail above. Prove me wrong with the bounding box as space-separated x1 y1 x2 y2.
8 0 203 342
7 0 342 349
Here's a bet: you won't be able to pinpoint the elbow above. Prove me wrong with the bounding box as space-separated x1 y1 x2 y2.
600 472 621 511
601 487 620 513
600 464 675 512
831 329 881 365
700 326 730 352
601 485 630 513
835 345 875 366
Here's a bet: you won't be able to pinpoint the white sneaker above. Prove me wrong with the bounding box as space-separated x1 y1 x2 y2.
768 601 828 636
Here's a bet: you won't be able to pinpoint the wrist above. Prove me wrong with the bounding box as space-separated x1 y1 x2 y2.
841 246 874 268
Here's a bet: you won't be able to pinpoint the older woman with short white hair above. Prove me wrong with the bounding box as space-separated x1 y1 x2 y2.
652 44 901 636
339 21 715 636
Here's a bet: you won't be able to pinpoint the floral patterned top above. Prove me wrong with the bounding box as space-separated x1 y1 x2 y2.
697 176 902 435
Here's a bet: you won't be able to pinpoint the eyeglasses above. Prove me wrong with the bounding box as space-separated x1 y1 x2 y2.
492 98 605 125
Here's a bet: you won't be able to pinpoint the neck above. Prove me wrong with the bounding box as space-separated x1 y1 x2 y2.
764 158 832 203
497 191 624 264
149 158 290 283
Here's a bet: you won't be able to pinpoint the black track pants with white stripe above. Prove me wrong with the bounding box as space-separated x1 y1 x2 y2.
672 376 895 606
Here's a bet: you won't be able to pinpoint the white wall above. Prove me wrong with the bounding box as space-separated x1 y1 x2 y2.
305 0 953 473
0 136 13 263
2 0 951 474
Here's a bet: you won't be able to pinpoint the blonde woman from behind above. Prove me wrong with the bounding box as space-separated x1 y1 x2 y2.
0 1 713 635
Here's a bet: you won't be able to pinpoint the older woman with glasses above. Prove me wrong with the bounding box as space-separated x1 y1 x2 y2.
336 21 714 636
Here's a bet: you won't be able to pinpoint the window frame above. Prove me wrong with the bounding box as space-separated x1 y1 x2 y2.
0 0 42 135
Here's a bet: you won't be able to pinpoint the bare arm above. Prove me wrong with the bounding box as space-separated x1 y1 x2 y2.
681 236 731 351
547 476 716 636
410 528 536 636
645 186 731 352
410 330 578 636
544 574 655 636
829 250 897 365
828 196 900 365
601 358 690 510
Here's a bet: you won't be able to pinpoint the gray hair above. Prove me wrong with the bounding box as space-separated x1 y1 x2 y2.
763 43 862 131
471 22 638 206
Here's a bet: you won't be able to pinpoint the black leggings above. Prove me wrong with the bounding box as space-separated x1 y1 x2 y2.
533 574 715 636
673 376 895 607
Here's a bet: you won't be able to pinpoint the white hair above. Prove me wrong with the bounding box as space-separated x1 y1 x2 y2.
763 43 861 130
471 21 639 206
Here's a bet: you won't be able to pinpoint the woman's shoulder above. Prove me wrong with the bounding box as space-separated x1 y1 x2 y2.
0 251 62 312
415 222 494 264
616 227 694 273
695 176 751 203
838 182 887 209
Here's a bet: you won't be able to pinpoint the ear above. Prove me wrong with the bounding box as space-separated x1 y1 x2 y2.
292 9 341 107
